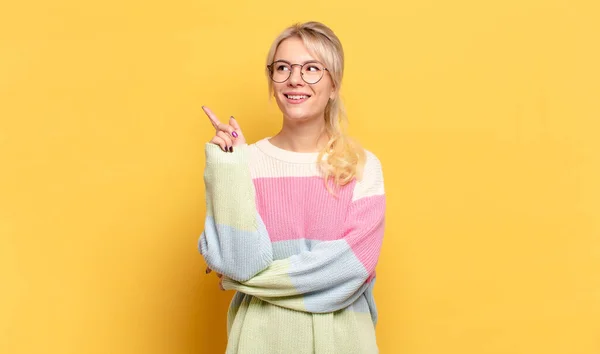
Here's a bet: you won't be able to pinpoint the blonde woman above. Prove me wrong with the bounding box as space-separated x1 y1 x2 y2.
199 21 386 353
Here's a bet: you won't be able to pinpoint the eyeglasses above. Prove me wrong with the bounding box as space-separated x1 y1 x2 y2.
267 60 329 84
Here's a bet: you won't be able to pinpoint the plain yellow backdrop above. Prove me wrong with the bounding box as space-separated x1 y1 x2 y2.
1 0 599 353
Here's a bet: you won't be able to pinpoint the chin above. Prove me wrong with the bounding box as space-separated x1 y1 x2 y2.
283 110 315 122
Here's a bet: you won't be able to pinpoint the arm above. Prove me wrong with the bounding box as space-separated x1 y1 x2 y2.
221 153 386 313
198 143 273 282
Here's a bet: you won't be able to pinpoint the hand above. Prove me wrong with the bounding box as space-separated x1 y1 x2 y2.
205 267 225 291
201 106 246 152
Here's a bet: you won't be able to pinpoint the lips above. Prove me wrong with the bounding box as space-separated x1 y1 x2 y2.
283 92 311 104
284 93 311 99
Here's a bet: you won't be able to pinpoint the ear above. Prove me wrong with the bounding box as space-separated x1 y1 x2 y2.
329 85 337 101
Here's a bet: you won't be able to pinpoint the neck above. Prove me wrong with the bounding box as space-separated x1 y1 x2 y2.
269 115 329 153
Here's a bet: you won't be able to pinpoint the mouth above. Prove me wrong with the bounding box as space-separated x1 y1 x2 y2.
283 93 311 104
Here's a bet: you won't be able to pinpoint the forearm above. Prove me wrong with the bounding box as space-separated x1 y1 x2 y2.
221 187 386 312
221 226 382 313
199 143 273 282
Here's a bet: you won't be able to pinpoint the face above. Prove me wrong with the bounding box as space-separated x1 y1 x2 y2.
270 37 336 123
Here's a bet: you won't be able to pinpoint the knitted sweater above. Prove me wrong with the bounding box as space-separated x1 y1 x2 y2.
199 137 386 354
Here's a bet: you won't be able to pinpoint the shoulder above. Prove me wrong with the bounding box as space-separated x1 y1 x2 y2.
246 139 268 165
363 149 383 174
353 148 385 201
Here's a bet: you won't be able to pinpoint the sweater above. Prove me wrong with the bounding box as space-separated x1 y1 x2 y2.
198 137 386 354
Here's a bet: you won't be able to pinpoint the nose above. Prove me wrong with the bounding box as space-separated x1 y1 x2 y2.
288 65 304 87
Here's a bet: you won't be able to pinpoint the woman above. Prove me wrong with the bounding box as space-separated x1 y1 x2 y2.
199 21 386 354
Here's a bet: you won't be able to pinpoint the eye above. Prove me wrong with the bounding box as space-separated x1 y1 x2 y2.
306 65 321 72
276 64 290 71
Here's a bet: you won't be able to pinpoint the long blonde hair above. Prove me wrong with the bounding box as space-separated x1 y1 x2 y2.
265 21 366 194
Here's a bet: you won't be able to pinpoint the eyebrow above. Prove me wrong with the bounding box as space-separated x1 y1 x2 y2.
272 59 322 64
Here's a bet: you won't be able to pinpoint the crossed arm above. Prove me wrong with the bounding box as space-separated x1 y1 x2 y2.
199 143 385 313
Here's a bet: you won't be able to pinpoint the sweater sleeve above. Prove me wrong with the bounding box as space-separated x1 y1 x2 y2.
198 143 273 282
221 153 386 313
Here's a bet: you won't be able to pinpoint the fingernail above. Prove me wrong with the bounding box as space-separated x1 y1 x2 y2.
232 131 238 138
230 116 236 120
205 268 210 274
229 146 233 152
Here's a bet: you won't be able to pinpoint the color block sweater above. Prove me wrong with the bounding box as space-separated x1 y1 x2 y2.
199 137 386 354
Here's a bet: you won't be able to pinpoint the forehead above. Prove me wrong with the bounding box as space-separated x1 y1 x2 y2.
274 37 322 63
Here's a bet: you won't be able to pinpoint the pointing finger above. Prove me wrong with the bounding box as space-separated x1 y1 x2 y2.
201 106 221 129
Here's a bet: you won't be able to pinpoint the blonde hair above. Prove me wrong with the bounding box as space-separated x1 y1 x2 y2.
265 21 366 195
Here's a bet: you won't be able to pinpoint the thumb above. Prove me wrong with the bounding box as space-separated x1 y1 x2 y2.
229 116 246 145
229 116 241 132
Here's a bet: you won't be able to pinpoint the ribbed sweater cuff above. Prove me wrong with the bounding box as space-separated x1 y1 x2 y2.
205 143 249 165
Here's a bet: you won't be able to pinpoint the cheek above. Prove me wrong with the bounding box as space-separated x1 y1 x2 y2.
272 82 283 95
314 92 331 107
313 85 334 105
316 80 335 100
271 86 284 102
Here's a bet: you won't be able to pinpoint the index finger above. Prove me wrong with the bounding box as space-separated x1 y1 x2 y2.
201 106 221 129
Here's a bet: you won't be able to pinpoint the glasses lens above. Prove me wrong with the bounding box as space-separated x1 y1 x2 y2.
301 62 325 84
270 62 291 83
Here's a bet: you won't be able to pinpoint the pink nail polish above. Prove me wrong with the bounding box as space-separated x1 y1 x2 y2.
232 131 238 138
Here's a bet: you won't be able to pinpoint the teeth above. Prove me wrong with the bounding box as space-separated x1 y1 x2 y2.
287 95 308 100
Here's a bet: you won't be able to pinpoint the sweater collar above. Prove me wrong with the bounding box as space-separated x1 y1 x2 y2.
254 137 322 164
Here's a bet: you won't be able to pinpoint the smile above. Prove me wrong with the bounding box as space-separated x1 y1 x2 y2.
283 93 311 104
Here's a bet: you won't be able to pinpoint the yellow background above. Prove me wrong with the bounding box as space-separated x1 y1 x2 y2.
1 0 599 353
